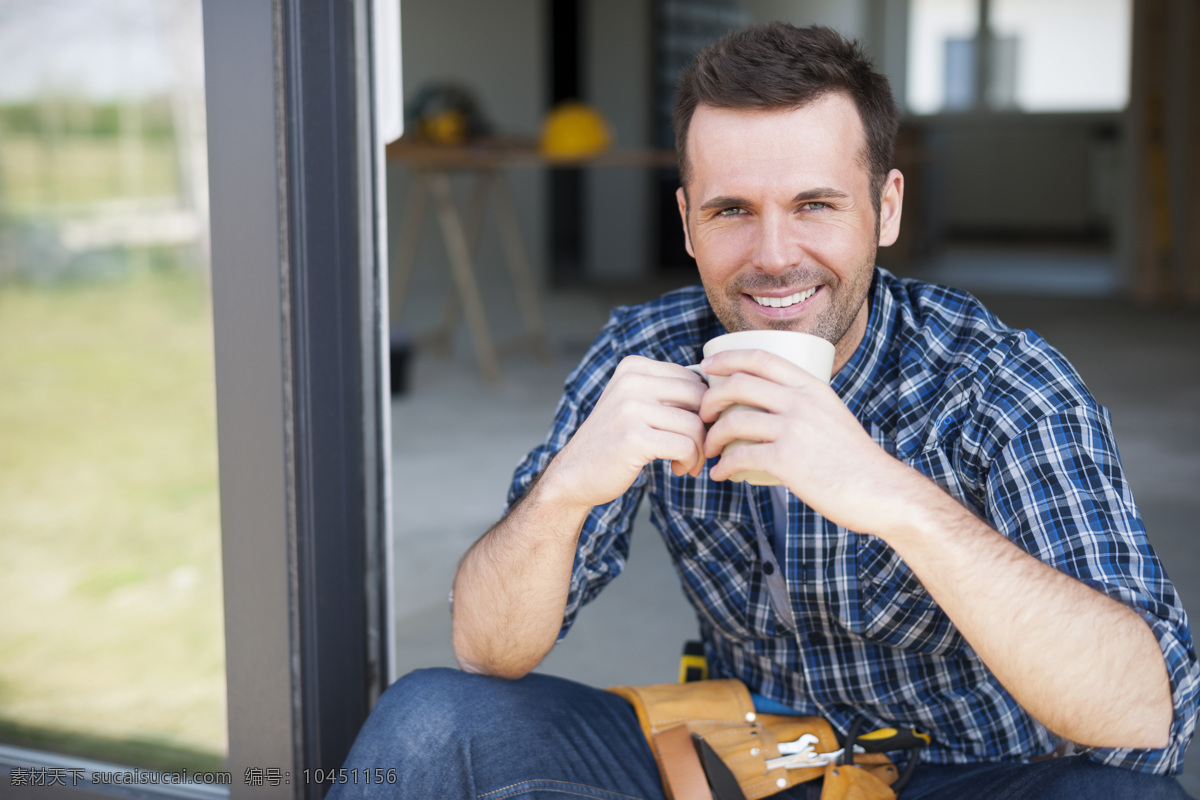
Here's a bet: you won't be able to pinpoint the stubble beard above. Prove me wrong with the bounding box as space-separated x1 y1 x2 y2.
701 243 876 348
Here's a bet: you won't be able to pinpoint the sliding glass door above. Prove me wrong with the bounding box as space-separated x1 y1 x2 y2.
0 1 393 797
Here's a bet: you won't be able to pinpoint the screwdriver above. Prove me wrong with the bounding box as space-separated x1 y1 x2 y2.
853 727 932 753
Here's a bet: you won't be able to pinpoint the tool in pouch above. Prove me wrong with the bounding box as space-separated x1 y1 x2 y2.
608 679 929 800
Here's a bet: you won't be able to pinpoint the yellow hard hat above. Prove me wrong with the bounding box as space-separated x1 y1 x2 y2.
540 101 612 160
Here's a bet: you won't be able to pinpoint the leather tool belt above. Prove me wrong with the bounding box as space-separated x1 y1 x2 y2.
609 679 903 800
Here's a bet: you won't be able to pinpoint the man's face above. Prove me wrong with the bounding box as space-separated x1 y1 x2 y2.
677 94 902 371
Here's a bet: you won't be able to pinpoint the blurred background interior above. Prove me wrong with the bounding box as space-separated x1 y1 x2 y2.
0 0 1198 793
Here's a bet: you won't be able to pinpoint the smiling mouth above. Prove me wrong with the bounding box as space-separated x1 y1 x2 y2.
748 286 818 308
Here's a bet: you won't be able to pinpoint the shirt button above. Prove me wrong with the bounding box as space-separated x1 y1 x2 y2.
762 562 775 575
808 631 825 645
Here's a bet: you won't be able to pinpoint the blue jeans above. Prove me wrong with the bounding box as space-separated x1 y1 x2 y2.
328 668 1193 800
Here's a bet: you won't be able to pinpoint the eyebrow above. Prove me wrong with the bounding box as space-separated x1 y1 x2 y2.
697 195 751 212
794 187 850 203
697 187 851 213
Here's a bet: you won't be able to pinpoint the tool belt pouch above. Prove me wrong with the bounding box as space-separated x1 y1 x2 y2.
609 679 898 800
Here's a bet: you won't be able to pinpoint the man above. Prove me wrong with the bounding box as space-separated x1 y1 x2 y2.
333 23 1198 799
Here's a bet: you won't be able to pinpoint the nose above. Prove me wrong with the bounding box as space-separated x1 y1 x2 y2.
750 208 796 275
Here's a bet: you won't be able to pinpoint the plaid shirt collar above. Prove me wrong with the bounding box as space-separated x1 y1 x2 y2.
831 270 893 415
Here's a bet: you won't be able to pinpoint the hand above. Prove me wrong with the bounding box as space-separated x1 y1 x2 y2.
544 355 708 510
698 348 907 535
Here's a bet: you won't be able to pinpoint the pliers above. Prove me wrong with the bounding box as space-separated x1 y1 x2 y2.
767 726 931 794
764 733 863 770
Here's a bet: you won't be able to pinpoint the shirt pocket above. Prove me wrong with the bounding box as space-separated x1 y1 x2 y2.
665 514 784 642
845 536 965 655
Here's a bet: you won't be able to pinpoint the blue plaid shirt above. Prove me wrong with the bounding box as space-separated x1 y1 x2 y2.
505 268 1198 774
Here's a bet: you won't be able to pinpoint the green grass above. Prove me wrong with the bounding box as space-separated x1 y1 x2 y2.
0 266 227 771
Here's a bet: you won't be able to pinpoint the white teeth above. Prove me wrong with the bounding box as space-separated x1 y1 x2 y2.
751 287 816 308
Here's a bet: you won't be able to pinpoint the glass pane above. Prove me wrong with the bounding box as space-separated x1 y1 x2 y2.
991 0 1131 111
907 0 979 114
0 0 225 774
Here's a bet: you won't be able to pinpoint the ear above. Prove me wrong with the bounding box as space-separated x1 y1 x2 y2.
876 169 904 248
676 187 696 258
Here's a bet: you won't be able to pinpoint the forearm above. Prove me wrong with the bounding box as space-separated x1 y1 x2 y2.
694 350 1174 749
452 356 707 678
451 468 592 680
883 469 1172 749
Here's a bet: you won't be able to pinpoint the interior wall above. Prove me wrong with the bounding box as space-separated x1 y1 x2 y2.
583 0 653 283
921 113 1121 240
744 0 867 36
865 0 910 108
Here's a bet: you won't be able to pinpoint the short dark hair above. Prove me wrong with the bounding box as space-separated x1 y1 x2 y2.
673 23 899 213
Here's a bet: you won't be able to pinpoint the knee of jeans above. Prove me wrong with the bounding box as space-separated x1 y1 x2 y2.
364 667 521 755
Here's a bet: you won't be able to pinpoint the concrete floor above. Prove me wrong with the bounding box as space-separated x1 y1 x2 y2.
388 262 1200 792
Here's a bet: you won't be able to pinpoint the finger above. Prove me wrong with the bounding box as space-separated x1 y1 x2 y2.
649 405 707 474
615 398 706 462
643 427 705 476
606 362 708 412
615 353 710 384
669 458 695 477
699 371 794 423
700 348 820 386
671 452 710 478
703 405 779 459
660 371 709 412
708 439 777 483
611 353 666 375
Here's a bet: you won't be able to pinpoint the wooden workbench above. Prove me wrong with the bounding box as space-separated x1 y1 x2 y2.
387 138 675 384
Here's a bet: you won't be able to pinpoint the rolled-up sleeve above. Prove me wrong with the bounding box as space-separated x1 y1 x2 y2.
985 405 1199 774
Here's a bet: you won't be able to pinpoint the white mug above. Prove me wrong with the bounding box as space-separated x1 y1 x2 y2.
687 330 835 486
